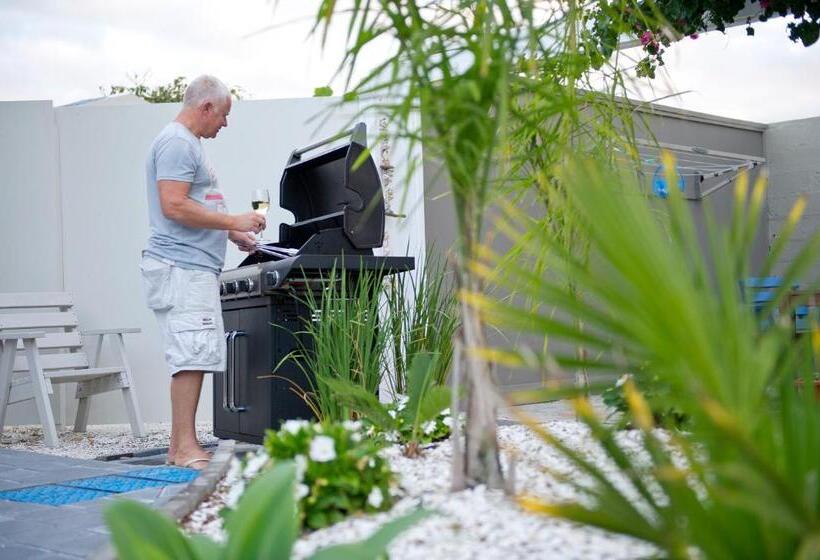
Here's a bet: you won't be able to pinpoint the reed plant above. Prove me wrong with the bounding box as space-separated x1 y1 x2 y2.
294 268 389 423
384 251 459 394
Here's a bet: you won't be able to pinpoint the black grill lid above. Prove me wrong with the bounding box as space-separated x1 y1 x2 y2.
278 123 385 251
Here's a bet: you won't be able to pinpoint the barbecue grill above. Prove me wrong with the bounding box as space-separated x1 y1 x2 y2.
215 123 414 444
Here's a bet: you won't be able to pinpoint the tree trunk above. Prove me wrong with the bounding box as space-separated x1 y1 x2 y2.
459 272 505 490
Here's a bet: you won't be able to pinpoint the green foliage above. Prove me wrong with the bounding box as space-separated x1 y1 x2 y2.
470 155 820 558
312 0 647 490
385 252 459 393
323 353 454 454
294 269 389 423
105 462 425 559
102 74 245 103
307 509 433 560
587 1 820 78
264 420 395 529
601 374 689 429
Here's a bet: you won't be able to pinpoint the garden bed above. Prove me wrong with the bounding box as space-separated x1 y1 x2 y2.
183 421 656 559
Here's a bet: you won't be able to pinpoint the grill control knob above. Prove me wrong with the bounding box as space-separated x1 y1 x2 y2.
224 281 238 294
237 279 250 293
219 282 226 296
265 270 281 288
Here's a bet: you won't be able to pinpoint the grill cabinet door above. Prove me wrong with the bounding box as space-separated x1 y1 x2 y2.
236 305 274 441
213 309 240 438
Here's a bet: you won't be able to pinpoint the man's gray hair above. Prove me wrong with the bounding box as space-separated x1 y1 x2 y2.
183 75 231 109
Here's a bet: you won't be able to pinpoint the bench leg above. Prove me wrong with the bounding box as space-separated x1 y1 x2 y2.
121 386 146 438
0 342 17 434
113 334 146 438
74 396 91 433
23 340 59 447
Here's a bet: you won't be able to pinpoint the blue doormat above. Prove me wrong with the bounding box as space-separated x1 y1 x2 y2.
124 467 200 484
0 485 112 506
0 466 199 506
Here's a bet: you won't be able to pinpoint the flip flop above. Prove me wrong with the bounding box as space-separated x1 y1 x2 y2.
165 450 213 466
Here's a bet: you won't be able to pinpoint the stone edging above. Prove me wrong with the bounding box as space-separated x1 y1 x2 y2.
91 438 236 560
158 438 236 521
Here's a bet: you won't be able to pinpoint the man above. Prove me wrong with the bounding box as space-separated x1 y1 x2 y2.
140 75 264 469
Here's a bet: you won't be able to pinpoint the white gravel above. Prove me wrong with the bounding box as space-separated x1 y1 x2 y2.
184 421 658 559
0 422 217 460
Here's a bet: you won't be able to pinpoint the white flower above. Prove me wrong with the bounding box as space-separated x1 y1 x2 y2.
242 451 269 479
388 409 398 419
616 373 632 388
442 416 453 428
423 420 437 435
368 457 376 468
282 419 309 435
343 420 363 432
351 432 362 443
367 487 384 509
295 483 310 500
309 435 337 462
224 480 245 509
384 430 400 442
396 394 409 411
440 408 451 416
294 454 308 480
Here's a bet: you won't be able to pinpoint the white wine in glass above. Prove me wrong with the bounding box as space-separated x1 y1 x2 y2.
251 188 270 242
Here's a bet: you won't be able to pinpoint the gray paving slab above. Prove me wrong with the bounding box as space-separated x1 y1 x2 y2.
0 540 82 559
0 446 197 559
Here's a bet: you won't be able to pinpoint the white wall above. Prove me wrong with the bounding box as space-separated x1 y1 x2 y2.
2 97 426 426
764 116 820 281
0 101 65 426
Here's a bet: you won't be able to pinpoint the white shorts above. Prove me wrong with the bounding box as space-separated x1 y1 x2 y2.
140 255 226 375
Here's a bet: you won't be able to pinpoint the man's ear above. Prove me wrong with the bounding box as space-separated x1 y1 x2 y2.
202 101 213 114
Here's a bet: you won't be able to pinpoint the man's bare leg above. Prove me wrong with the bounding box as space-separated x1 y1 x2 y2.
168 371 210 468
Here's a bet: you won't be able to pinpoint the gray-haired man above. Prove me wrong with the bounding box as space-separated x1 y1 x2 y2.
140 75 264 469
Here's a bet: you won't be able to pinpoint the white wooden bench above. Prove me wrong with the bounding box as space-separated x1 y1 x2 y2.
0 292 146 447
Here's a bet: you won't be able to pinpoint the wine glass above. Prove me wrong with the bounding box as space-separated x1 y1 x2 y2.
251 188 270 243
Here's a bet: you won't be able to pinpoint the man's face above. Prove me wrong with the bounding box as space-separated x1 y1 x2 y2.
200 97 231 138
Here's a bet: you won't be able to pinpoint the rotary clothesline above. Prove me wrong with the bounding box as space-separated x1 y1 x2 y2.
612 139 767 199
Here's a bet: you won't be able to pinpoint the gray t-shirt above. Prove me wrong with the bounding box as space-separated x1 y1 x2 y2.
143 122 228 273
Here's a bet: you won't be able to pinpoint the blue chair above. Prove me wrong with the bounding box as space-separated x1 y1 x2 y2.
740 277 786 329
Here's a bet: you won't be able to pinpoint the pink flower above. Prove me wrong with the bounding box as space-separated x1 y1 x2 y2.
640 30 654 46
760 0 770 9
689 32 699 40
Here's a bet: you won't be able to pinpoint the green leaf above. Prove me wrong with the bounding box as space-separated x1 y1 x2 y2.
415 386 451 424
314 86 334 97
188 535 223 560
321 376 396 429
224 462 298 560
308 509 433 560
103 500 201 560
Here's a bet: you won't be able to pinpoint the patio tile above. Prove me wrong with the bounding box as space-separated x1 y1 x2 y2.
0 540 82 559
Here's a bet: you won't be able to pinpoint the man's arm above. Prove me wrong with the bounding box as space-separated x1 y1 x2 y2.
158 180 264 232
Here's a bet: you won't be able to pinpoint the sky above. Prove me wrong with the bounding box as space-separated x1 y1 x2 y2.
1 1 818 124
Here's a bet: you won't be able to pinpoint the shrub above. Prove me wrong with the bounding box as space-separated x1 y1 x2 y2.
263 420 396 529
322 353 454 457
104 461 428 560
602 374 689 429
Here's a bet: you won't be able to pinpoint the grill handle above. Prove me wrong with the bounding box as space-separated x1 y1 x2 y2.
290 123 366 160
222 331 234 412
230 330 247 412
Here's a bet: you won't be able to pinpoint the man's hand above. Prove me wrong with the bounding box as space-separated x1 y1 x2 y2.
229 231 257 253
232 212 266 234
